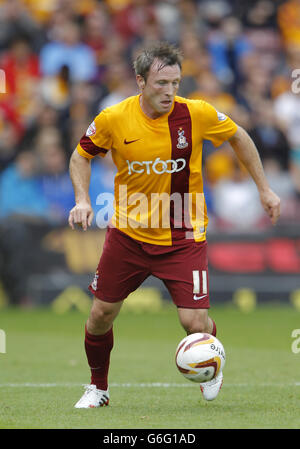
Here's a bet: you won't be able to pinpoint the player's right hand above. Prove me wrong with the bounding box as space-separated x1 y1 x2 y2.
68 202 94 231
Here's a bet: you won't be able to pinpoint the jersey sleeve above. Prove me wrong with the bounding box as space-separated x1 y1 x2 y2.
201 101 238 147
77 110 112 159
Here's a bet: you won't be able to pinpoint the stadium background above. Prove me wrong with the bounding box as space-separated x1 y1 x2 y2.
0 0 300 312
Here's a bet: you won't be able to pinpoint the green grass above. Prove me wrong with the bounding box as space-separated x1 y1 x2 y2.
0 304 299 429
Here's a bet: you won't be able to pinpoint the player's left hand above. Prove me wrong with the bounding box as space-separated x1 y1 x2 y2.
259 188 281 225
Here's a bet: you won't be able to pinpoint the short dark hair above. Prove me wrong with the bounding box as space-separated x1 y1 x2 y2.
133 41 183 81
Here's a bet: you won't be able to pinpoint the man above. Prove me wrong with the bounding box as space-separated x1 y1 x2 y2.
68 42 280 408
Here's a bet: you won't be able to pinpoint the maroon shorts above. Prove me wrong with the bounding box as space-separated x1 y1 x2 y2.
89 226 210 309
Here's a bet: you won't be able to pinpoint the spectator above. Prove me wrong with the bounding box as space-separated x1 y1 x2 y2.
0 33 41 126
39 64 71 111
178 32 211 97
36 136 75 224
277 0 300 47
98 60 137 111
204 145 237 187
248 99 291 172
83 3 110 71
273 88 300 195
178 0 207 38
211 159 266 231
0 102 24 171
188 72 236 115
244 0 277 30
110 0 157 46
0 0 44 52
0 148 49 219
20 101 61 151
205 15 254 92
39 21 97 82
64 81 97 151
153 0 181 44
236 52 272 111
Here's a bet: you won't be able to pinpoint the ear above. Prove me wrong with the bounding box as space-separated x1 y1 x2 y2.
136 75 145 90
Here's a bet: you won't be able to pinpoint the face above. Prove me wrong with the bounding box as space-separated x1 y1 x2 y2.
137 58 181 119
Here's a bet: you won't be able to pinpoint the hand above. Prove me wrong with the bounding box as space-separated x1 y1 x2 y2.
259 188 281 225
68 202 94 231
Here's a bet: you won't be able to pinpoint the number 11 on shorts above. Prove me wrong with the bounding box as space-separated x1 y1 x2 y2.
193 270 207 300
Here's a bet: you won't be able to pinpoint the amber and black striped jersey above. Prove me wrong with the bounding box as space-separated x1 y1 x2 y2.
77 95 238 245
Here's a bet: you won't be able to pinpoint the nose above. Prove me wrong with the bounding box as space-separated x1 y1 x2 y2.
165 82 174 97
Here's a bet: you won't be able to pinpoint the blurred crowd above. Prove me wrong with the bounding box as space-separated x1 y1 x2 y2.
0 0 300 231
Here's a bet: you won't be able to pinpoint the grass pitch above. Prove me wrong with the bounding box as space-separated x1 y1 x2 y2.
0 303 299 429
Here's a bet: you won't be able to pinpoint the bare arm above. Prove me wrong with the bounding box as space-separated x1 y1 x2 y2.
68 149 94 231
228 126 281 225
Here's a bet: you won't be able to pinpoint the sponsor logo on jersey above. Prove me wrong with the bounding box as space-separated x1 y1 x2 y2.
126 158 186 175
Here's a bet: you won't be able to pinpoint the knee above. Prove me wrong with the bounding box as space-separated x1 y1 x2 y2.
87 299 119 334
90 306 113 326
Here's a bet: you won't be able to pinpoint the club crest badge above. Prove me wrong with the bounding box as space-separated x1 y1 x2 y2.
91 270 99 291
176 128 188 149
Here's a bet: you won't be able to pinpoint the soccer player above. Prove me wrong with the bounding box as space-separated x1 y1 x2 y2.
68 42 280 408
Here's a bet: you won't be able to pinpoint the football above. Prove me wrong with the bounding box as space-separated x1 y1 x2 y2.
175 333 226 383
